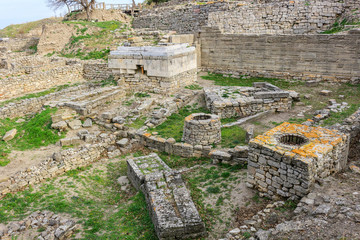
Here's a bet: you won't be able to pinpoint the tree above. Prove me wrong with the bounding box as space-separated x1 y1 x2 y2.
47 0 74 14
73 0 96 21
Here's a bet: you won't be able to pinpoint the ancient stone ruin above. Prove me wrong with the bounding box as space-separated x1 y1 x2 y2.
0 0 359 239
247 122 350 199
182 113 221 145
127 153 206 239
205 82 292 119
108 44 197 94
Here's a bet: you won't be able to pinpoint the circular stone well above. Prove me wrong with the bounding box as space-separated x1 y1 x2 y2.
182 113 221 145
278 134 308 147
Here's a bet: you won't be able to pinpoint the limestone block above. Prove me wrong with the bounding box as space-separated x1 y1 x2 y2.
3 129 17 141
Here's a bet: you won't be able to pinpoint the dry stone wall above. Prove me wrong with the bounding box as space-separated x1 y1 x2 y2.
208 0 360 34
134 0 359 34
204 83 292 119
0 37 39 52
200 26 360 83
0 85 91 119
0 133 116 199
0 64 84 100
83 62 113 81
117 69 197 95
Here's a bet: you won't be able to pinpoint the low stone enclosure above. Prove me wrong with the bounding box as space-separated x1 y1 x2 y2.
205 82 292 118
127 153 207 240
182 113 221 145
247 122 350 199
108 44 197 94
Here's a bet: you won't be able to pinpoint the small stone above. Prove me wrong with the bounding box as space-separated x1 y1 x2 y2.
229 228 241 235
320 90 332 96
67 120 82 130
82 118 92 128
116 138 129 147
250 227 256 232
51 121 68 131
313 204 331 215
3 129 17 141
304 94 311 99
112 116 125 124
15 118 25 123
117 176 130 186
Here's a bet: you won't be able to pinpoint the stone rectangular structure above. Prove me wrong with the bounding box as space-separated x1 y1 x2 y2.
204 82 291 119
108 44 197 94
127 153 206 239
247 122 350 199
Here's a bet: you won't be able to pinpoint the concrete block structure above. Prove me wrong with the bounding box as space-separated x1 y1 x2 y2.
108 44 197 94
205 82 291 119
247 122 350 199
127 153 206 240
182 113 221 145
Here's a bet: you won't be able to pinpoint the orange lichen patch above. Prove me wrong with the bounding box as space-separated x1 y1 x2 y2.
253 122 345 160
143 133 152 137
184 116 192 121
307 119 314 122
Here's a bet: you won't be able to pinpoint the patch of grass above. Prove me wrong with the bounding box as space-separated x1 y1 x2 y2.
185 84 203 90
0 108 65 166
0 159 157 239
275 200 298 213
98 75 117 87
201 73 302 90
221 117 239 125
127 116 147 129
0 18 62 38
321 19 360 34
220 125 246 148
135 92 151 98
150 105 210 141
158 152 209 168
60 48 110 60
243 232 252 239
322 103 360 126
64 20 123 31
206 186 221 193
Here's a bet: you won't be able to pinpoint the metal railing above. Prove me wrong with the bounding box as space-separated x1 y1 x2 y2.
70 2 142 12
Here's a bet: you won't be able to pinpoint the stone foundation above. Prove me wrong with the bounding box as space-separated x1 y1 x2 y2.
247 122 349 199
117 68 197 95
127 153 207 239
205 82 291 119
182 113 221 145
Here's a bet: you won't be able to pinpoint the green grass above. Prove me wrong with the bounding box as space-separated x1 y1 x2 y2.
185 84 203 90
321 19 360 34
0 159 157 239
127 116 147 129
322 103 360 126
0 18 62 38
0 108 65 166
201 73 303 90
0 84 73 107
150 105 210 142
135 92 151 98
220 125 246 148
60 48 110 60
64 20 123 31
158 152 209 168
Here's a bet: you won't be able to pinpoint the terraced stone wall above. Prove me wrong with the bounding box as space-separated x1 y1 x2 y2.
200 26 360 83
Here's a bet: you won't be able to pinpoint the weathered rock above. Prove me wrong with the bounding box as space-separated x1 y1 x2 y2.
116 138 129 147
51 121 68 131
3 129 17 141
67 120 82 130
82 118 92 128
